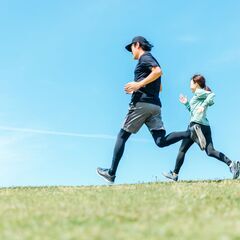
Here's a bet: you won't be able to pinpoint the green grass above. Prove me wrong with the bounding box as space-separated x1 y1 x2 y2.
0 180 240 240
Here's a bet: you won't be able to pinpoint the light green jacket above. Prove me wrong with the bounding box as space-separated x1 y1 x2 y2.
184 88 215 126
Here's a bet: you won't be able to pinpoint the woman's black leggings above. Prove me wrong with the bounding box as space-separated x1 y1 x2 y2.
109 128 190 175
173 123 232 174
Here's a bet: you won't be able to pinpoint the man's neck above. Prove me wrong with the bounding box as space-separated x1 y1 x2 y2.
138 50 146 59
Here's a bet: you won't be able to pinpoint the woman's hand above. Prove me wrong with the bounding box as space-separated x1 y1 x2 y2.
197 106 205 113
179 94 188 104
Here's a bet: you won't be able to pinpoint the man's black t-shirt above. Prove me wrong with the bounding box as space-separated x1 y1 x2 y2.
131 52 162 107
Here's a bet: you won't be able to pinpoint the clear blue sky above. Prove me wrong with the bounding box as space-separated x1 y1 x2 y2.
0 0 240 186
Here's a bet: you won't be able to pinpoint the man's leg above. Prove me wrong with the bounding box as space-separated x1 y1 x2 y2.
109 129 131 175
151 129 191 148
108 102 151 175
97 129 131 183
97 102 156 183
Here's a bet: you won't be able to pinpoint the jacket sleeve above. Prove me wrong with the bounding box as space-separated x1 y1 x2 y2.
184 101 191 112
201 92 215 108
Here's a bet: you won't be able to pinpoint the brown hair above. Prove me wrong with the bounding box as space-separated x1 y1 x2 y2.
192 74 211 91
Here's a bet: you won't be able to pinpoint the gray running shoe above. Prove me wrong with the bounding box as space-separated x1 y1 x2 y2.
229 161 240 179
96 167 115 183
191 124 206 150
162 171 178 181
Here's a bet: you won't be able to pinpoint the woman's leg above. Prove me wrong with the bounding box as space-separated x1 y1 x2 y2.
203 125 240 179
205 142 232 166
173 137 194 174
203 125 232 166
162 137 194 181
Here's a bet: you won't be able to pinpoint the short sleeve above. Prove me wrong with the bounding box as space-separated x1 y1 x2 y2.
141 54 159 70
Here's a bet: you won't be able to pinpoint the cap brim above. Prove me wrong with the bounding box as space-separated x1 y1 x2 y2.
125 43 132 52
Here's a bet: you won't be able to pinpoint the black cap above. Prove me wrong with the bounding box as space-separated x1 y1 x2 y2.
125 36 153 52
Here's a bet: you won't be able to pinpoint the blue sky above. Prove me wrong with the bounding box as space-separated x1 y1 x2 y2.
0 0 240 186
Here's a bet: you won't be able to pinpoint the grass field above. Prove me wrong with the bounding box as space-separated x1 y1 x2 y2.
0 180 239 240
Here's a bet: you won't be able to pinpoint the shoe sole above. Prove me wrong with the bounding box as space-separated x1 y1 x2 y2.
194 125 206 150
162 172 178 182
233 161 240 179
96 169 114 184
237 161 240 179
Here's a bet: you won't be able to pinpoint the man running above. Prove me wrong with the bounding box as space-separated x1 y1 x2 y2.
97 36 193 183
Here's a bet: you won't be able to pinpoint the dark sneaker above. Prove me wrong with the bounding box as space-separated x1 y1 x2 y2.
96 167 115 183
162 171 178 181
229 161 240 179
190 124 206 150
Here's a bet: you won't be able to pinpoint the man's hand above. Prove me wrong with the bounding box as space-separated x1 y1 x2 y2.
124 66 162 94
124 81 143 94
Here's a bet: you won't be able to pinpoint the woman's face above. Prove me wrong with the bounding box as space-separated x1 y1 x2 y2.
190 79 198 92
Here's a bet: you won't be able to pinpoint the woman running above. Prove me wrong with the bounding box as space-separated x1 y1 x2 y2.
162 74 240 181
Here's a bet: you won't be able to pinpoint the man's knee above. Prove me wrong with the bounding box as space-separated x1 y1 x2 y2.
154 140 164 148
118 129 131 140
158 140 168 148
151 129 166 148
206 148 215 157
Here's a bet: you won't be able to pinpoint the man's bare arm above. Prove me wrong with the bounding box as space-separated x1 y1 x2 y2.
124 66 162 93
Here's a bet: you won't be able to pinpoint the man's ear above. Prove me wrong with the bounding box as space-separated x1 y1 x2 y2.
135 42 140 49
